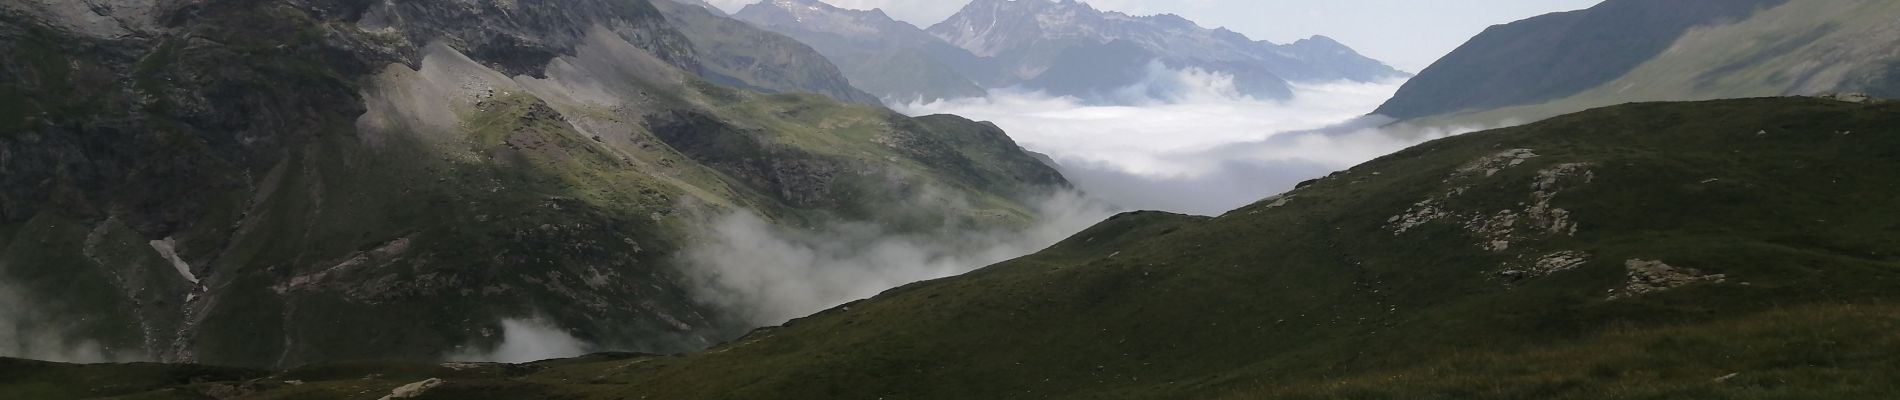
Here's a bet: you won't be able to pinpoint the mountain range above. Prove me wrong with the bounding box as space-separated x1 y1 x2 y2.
7 0 1900 398
0 0 1064 368
13 95 1900 399
1378 0 1900 125
732 0 1409 102
731 0 991 101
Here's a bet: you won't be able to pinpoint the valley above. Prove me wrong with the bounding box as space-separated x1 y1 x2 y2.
4 0 1899 399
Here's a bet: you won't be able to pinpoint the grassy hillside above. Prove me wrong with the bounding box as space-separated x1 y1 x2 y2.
16 97 1899 398
1385 0 1900 127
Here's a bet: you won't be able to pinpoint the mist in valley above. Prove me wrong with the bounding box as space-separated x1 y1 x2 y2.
651 62 1514 353
898 63 1500 215
446 317 591 364
0 282 144 363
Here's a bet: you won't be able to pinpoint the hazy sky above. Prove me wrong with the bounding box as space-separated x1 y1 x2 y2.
703 0 1604 72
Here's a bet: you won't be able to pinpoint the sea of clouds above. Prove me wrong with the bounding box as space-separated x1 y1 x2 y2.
655 62 1508 342
896 62 1495 215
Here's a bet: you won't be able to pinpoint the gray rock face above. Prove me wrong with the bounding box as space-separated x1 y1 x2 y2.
354 0 700 76
1610 259 1727 299
5 0 161 39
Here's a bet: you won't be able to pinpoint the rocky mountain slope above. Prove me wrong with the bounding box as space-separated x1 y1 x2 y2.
1377 0 1900 125
18 96 1900 399
0 0 1066 368
731 0 988 102
732 0 1407 102
671 0 724 14
648 0 883 105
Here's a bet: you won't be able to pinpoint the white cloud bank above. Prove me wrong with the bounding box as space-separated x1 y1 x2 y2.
681 191 1117 325
896 64 1498 215
447 317 591 363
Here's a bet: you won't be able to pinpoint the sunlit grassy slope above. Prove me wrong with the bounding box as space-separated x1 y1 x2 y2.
1402 0 1900 128
12 97 1899 399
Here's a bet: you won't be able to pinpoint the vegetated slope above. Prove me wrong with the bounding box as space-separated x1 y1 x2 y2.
21 97 1900 399
731 0 988 102
557 96 1900 399
1378 0 1900 125
0 0 1064 368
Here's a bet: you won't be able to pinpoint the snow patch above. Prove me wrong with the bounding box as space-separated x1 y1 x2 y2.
147 237 199 284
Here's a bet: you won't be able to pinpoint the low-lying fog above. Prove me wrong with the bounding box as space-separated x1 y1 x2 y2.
898 62 1492 215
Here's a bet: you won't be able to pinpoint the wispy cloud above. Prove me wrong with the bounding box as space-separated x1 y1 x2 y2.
446 316 591 363
0 282 146 363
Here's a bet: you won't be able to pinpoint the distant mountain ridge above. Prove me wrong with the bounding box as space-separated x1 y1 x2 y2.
652 0 884 105
732 0 990 101
1376 0 1900 124
672 0 724 13
926 0 1406 100
731 0 1408 102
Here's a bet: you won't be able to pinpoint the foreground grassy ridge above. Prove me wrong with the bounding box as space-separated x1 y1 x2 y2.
9 97 1897 399
1236 304 1900 399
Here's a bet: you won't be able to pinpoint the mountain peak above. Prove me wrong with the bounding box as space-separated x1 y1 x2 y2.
761 0 836 13
1147 13 1200 29
1297 34 1343 45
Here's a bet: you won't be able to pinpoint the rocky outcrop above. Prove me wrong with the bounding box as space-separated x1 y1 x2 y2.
1610 259 1727 300
1498 251 1590 282
378 378 445 400
1813 92 1879 104
1389 149 1593 253
1389 148 1543 236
